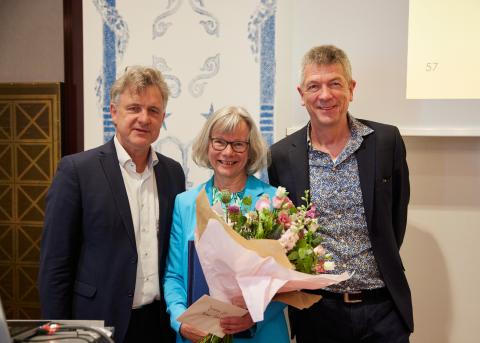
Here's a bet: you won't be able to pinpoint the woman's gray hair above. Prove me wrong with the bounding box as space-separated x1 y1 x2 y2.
110 65 169 110
192 106 268 175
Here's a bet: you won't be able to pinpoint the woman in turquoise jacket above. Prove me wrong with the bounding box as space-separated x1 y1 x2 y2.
163 106 289 343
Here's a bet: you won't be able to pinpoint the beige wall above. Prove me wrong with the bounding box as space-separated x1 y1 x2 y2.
403 136 480 343
0 0 63 82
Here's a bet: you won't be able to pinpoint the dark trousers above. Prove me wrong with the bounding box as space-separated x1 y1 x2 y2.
124 300 174 343
292 289 410 343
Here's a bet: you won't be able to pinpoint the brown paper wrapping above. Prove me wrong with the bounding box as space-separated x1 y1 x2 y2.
195 188 322 309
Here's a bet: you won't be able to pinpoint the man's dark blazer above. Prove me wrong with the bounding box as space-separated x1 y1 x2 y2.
268 119 413 333
39 139 185 343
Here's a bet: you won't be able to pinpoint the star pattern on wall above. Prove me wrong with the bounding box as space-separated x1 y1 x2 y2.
201 103 215 120
162 111 173 130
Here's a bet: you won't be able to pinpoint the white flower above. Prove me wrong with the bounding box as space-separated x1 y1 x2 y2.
323 261 335 271
308 221 320 232
245 211 257 224
275 186 287 198
288 223 301 233
289 213 298 223
279 228 299 251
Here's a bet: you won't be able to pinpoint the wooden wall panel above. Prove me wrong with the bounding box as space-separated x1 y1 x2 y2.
0 83 61 318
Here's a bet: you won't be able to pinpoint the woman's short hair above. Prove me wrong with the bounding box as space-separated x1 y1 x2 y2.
110 65 169 110
192 106 268 175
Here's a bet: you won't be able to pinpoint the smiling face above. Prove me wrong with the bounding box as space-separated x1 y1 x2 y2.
208 119 250 186
298 63 356 131
110 85 165 158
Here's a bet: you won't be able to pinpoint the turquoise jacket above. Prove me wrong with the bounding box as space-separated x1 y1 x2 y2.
163 175 289 343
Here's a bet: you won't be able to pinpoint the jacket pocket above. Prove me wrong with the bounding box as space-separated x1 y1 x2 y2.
74 280 97 298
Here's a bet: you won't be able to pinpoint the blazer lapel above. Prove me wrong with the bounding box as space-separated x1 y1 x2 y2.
98 141 136 249
288 126 310 206
356 132 375 232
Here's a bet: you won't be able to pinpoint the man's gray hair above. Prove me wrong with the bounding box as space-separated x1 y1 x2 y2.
110 66 169 110
300 45 353 85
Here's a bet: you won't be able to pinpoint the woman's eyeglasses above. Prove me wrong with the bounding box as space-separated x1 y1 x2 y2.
210 137 249 153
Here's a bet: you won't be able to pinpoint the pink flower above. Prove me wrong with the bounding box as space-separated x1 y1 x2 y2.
283 198 294 210
306 205 317 219
227 205 240 214
313 245 325 256
279 228 299 251
272 196 284 209
255 195 271 211
315 261 325 273
277 210 291 227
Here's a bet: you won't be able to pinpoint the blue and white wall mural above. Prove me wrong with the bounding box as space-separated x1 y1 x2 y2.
83 0 278 188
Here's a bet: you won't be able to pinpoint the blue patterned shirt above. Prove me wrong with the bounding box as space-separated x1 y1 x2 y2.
308 116 385 292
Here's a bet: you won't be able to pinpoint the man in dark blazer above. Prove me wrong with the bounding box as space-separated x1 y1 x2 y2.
268 45 413 342
39 66 185 343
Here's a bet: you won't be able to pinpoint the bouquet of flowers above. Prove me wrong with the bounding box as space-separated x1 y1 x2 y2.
199 187 336 343
223 186 335 275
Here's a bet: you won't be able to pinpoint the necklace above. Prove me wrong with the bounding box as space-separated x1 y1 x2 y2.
212 185 246 207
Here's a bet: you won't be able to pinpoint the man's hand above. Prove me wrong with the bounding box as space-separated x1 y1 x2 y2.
180 323 208 343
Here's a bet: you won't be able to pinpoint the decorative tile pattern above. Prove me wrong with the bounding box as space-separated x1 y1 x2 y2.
188 0 219 36
152 0 183 39
188 54 220 97
155 136 194 188
86 1 277 188
152 0 219 38
93 0 129 143
153 56 182 98
248 0 277 180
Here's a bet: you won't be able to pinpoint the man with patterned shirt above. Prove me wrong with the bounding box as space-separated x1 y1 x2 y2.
268 45 412 342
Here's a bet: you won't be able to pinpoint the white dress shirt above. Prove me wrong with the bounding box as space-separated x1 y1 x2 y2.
114 137 160 308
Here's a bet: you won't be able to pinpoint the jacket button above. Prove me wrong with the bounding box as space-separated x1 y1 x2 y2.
131 258 137 264
128 291 134 297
